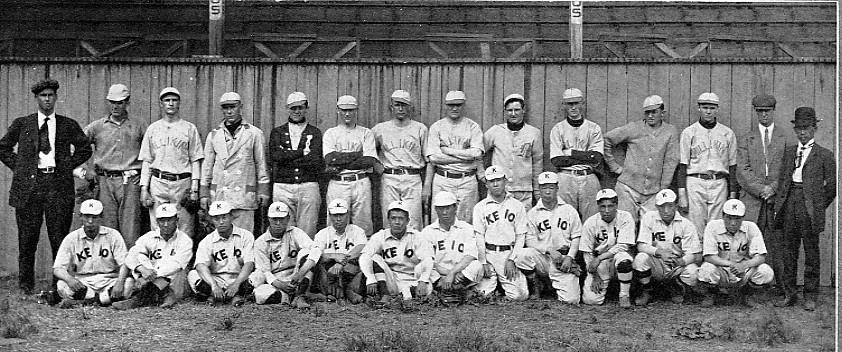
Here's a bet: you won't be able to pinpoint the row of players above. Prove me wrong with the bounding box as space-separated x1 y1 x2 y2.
53 167 771 310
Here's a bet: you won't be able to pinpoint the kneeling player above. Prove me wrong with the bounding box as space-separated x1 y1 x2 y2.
580 189 635 307
188 201 256 306
313 199 368 304
53 200 132 308
633 189 701 306
251 202 321 308
422 191 484 302
360 201 433 301
698 199 773 307
114 204 193 309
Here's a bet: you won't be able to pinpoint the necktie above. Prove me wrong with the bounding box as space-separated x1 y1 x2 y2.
763 128 770 176
39 117 51 154
795 146 805 168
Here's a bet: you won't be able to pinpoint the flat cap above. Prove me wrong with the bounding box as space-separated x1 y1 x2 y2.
445 91 466 104
31 79 59 95
219 92 241 105
752 94 776 109
643 95 664 111
106 84 130 101
159 87 181 100
697 92 720 105
391 90 412 105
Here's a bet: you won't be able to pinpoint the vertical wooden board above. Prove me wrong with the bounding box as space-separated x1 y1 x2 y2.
710 64 734 129
110 64 132 86
275 64 296 128
667 64 691 130
689 64 711 129
315 65 338 129
255 65 275 135
625 64 649 126
298 65 319 127
461 65 484 125
648 65 671 116
428 65 444 125
481 65 498 130
565 64 587 92
526 64 548 171
419 65 443 127
0 64 24 276
503 64 525 100
356 65 375 129
752 64 774 97
150 64 171 123
338 65 361 103
378 65 396 127
241 65 260 125
812 63 834 286
192 65 213 135
444 65 462 97
88 64 109 124
793 64 816 108
730 64 754 139
772 65 796 138
544 64 563 125
604 64 626 131
129 64 153 124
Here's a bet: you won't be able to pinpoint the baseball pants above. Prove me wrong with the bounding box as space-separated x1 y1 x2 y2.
250 268 314 305
273 182 320 238
615 181 657 224
148 177 194 238
477 249 528 301
98 174 143 248
513 248 580 303
697 262 773 287
327 178 373 236
509 191 533 210
381 173 423 232
686 177 727 241
187 270 258 296
431 174 478 224
581 252 634 305
430 260 484 289
632 252 699 286
57 274 134 305
556 172 599 221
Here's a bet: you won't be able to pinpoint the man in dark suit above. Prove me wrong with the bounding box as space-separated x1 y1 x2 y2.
772 107 835 310
0 79 92 294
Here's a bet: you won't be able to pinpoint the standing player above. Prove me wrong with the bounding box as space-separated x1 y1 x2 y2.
603 95 679 223
140 87 204 237
269 92 324 238
200 92 271 234
426 90 485 223
678 93 738 240
515 172 582 303
473 166 529 301
633 189 701 306
373 90 428 231
313 199 368 304
697 199 774 307
251 202 321 308
549 88 603 221
579 189 636 308
483 93 543 208
323 95 380 236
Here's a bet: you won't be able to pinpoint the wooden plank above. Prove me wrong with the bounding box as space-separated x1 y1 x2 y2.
129 64 153 123
427 42 449 59
461 65 484 125
479 42 491 59
793 64 815 109
654 42 681 58
776 42 799 58
299 65 320 128
287 41 313 59
752 64 774 99
526 64 545 142
604 64 626 131
253 42 280 59
426 65 444 126
689 64 711 129
625 64 649 125
648 65 670 120
0 64 23 277
709 64 733 129
238 65 258 125
254 65 274 135
332 41 357 60
602 42 624 58
275 64 296 128
771 65 795 139
88 64 109 124
730 64 754 141
79 40 100 56
191 65 213 135
162 41 184 58
417 65 433 127
99 40 138 57
812 63 835 286
564 64 587 95
508 42 532 59
667 63 691 131
316 65 339 130
481 64 498 130
685 42 708 58
543 64 563 171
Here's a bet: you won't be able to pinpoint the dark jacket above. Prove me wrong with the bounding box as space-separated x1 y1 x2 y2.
773 142 836 234
0 113 92 208
269 123 324 184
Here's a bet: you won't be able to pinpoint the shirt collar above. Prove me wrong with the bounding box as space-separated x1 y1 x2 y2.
431 219 466 231
38 111 55 122
213 228 243 242
487 192 514 205
78 226 107 240
105 115 131 125
535 197 565 211
385 228 417 241
799 139 815 149
265 227 292 241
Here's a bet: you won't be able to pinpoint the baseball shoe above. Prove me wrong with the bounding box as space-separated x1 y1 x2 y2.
304 292 327 302
618 295 631 309
345 290 363 305
160 294 178 309
113 296 143 310
230 295 246 307
292 296 311 309
774 294 797 307
803 296 816 311
635 291 651 306
669 280 686 304
58 298 83 309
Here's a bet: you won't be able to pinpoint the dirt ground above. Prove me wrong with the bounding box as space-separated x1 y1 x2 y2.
0 277 835 352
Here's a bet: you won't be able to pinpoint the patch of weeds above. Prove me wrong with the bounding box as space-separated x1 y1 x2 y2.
562 336 646 352
345 329 423 352
818 309 833 330
343 317 514 352
674 320 718 340
718 320 739 342
0 298 38 338
214 312 241 331
750 311 800 347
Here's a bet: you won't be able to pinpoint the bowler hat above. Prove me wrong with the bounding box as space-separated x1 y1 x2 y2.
792 107 820 128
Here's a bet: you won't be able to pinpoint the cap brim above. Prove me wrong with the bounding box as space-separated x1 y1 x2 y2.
643 104 660 111
287 100 306 108
337 104 358 109
562 97 584 103
220 100 240 105
327 210 348 215
445 99 465 104
391 97 411 105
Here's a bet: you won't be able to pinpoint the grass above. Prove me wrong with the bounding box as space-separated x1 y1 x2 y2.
0 298 38 339
749 311 801 347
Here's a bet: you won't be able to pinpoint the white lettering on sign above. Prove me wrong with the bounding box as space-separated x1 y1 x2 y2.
209 0 223 20
570 1 583 24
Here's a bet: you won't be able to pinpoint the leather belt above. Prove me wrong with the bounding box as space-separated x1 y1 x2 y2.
559 169 593 176
791 182 803 188
383 168 421 175
485 243 513 252
435 168 476 179
37 167 55 174
689 173 727 180
332 173 368 182
98 170 138 178
151 169 191 181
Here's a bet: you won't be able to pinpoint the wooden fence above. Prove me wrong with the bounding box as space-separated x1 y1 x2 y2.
0 58 835 285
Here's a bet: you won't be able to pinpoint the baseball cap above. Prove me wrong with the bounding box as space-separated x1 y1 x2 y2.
80 199 104 215
327 199 349 215
655 189 678 206
562 88 584 103
207 201 233 216
337 95 358 109
106 84 130 101
387 200 410 214
287 92 307 108
267 202 290 218
391 90 412 105
537 171 558 185
697 92 720 105
504 93 525 106
643 95 663 111
31 79 59 95
159 87 181 100
432 191 458 207
219 92 241 105
595 189 618 202
445 91 466 104
484 166 506 181
155 203 178 218
722 199 746 217
752 94 776 109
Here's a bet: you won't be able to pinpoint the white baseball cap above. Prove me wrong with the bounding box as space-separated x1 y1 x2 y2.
504 93 525 106
267 202 290 218
219 92 241 105
155 203 178 218
445 90 466 104
387 200 411 214
80 199 104 215
697 92 720 105
562 88 584 103
655 189 678 205
337 95 358 109
391 90 412 105
537 171 558 185
484 166 506 181
207 201 233 216
432 191 458 207
327 199 349 215
643 95 664 111
722 199 746 217
287 92 307 108
159 87 181 100
106 84 130 101
595 189 618 201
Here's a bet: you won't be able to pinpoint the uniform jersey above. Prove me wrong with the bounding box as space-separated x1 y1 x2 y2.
549 119 604 171
484 123 543 192
194 227 255 275
139 118 204 175
426 117 484 173
473 194 529 246
372 120 428 169
313 224 368 256
680 122 738 174
637 211 702 256
579 210 636 255
53 227 127 276
125 229 193 278
254 226 322 284
526 197 582 254
702 219 767 263
421 219 478 269
363 229 433 281
322 124 378 176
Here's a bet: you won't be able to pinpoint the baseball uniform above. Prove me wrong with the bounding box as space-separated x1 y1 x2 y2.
188 226 256 294
250 226 322 304
422 219 483 288
53 226 131 302
698 219 773 286
579 209 636 305
373 119 428 232
483 123 543 208
269 122 324 238
633 210 701 286
473 193 529 300
549 118 604 221
360 228 434 300
124 228 193 281
323 125 378 236
426 117 485 224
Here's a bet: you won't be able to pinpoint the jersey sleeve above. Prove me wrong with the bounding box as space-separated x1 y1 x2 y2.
549 123 564 158
472 202 487 236
679 127 692 165
578 218 596 253
193 237 212 268
52 236 74 270
124 237 148 271
727 129 738 166
111 232 128 267
425 123 441 158
139 128 153 162
200 132 216 187
188 123 204 162
746 222 768 256
682 222 702 254
362 129 378 159
241 234 256 264
296 230 322 263
469 121 485 153
513 202 529 236
702 228 719 256
322 129 336 156
462 226 479 260
587 123 604 154
567 210 583 240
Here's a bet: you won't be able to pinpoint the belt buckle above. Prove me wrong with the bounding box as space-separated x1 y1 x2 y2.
41 166 55 173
